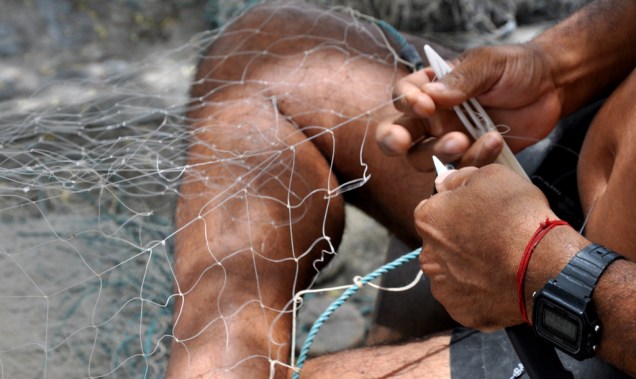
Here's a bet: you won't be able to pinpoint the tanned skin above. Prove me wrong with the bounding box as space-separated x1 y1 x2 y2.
167 1 636 377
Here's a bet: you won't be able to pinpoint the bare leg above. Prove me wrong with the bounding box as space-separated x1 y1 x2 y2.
296 333 451 379
166 4 445 378
167 94 346 378
297 69 636 379
165 5 636 378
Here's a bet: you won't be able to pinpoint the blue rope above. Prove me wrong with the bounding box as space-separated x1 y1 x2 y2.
375 20 424 71
293 248 422 378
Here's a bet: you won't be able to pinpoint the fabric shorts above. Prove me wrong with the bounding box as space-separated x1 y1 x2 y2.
449 327 630 378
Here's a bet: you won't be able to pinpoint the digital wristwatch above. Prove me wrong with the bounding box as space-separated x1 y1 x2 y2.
532 243 625 360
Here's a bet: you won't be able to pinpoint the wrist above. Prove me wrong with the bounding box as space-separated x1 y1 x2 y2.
523 225 589 321
592 258 635 364
526 37 575 116
531 244 626 359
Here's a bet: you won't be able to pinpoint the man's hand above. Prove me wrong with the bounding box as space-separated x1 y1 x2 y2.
414 164 559 330
377 43 562 172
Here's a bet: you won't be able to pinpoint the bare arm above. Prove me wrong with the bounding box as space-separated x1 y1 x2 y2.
503 10 636 372
532 0 636 116
588 259 636 375
379 0 636 167
417 165 636 376
524 225 636 376
293 334 452 379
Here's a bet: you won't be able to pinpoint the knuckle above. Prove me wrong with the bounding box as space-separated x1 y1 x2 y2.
414 199 429 220
448 46 501 94
428 280 444 302
414 201 437 235
479 163 504 177
428 115 446 136
392 92 409 112
418 251 430 269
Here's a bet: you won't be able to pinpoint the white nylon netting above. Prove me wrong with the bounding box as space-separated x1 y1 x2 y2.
0 42 194 377
0 5 396 377
0 1 589 378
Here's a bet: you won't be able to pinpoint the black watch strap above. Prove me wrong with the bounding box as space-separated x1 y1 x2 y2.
533 243 626 359
555 243 625 299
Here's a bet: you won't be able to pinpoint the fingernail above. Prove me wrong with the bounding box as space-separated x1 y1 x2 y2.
379 132 401 154
484 133 501 150
424 82 448 93
442 138 462 154
403 88 419 105
434 169 455 187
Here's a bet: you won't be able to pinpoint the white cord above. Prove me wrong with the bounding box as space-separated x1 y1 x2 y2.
423 44 529 181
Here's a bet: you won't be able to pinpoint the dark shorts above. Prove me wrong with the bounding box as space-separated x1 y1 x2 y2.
449 327 631 378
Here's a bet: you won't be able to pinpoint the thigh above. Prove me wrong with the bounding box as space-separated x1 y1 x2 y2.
170 91 348 377
578 68 636 257
300 332 452 378
194 2 444 246
169 5 452 376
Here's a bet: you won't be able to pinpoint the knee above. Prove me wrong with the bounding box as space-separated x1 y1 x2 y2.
225 2 321 36
193 3 326 94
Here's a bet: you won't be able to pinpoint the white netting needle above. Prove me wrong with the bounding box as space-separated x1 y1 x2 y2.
423 45 529 181
432 155 450 175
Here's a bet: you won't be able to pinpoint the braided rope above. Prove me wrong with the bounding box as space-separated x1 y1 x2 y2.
293 248 421 378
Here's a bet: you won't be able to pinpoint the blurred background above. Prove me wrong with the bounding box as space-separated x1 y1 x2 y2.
0 0 589 102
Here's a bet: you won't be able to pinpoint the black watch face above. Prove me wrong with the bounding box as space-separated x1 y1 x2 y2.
542 305 579 344
535 298 583 354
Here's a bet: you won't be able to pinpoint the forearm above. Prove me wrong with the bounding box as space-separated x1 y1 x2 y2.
526 227 636 376
532 0 636 115
593 259 636 376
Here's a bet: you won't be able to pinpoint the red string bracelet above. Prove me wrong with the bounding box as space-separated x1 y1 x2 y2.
516 218 569 325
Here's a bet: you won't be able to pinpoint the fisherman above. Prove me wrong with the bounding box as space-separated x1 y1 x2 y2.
167 1 636 377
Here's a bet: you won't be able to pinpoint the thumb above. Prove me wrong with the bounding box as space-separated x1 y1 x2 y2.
435 166 478 192
424 47 502 108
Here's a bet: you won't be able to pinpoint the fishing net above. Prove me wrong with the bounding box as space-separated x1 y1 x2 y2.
0 45 193 379
0 0 591 378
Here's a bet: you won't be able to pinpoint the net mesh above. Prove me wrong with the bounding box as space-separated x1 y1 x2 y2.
0 1 590 378
0 39 197 377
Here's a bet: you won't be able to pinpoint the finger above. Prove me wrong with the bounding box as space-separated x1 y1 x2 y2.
414 198 437 240
485 99 560 152
455 131 503 168
418 247 443 278
434 169 456 189
406 132 470 172
423 47 504 109
377 115 430 156
431 131 471 161
427 108 464 136
423 66 436 80
435 166 478 192
393 71 436 117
